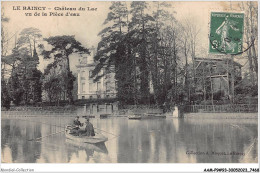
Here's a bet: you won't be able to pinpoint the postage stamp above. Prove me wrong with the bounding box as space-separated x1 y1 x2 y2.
209 12 244 54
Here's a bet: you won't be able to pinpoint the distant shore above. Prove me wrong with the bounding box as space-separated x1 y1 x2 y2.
183 112 258 119
1 109 258 119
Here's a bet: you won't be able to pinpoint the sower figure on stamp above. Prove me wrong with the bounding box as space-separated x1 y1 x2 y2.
216 15 239 53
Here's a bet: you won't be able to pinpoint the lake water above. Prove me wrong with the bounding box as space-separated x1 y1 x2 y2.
1 116 258 163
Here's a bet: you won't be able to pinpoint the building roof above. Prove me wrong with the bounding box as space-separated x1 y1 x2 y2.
195 57 242 67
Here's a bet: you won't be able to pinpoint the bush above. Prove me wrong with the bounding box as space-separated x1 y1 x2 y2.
213 90 224 100
1 79 11 110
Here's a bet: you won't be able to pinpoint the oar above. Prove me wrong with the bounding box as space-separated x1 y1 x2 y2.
93 127 119 137
28 129 66 141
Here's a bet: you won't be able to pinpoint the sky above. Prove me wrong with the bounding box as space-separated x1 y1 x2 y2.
1 1 248 72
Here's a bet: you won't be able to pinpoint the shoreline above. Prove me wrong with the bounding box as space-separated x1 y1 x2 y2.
183 112 258 119
1 111 258 119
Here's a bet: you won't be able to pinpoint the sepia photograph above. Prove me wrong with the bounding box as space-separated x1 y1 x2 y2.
1 0 259 170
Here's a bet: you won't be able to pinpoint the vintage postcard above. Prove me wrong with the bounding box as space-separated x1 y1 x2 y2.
1 0 259 172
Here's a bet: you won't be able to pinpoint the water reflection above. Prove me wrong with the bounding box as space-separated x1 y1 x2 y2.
1 119 42 163
65 139 108 162
1 116 258 163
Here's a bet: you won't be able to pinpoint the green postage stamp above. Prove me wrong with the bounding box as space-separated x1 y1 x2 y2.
209 12 244 54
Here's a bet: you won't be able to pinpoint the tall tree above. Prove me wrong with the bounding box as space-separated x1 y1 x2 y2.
93 2 136 104
1 9 10 79
6 28 43 104
239 2 258 85
1 10 11 108
179 23 191 103
149 2 172 105
247 2 258 78
129 1 154 104
42 35 89 104
183 18 200 81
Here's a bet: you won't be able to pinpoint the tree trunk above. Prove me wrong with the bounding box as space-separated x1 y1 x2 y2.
202 65 206 105
208 63 215 111
66 56 74 104
249 2 258 78
248 45 255 85
230 55 235 104
251 38 258 79
139 8 149 104
244 11 255 85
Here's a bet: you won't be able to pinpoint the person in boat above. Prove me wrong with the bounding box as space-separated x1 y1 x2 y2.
84 118 95 136
70 116 83 135
73 116 83 128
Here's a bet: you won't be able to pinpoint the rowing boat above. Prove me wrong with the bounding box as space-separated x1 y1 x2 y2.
65 125 108 144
